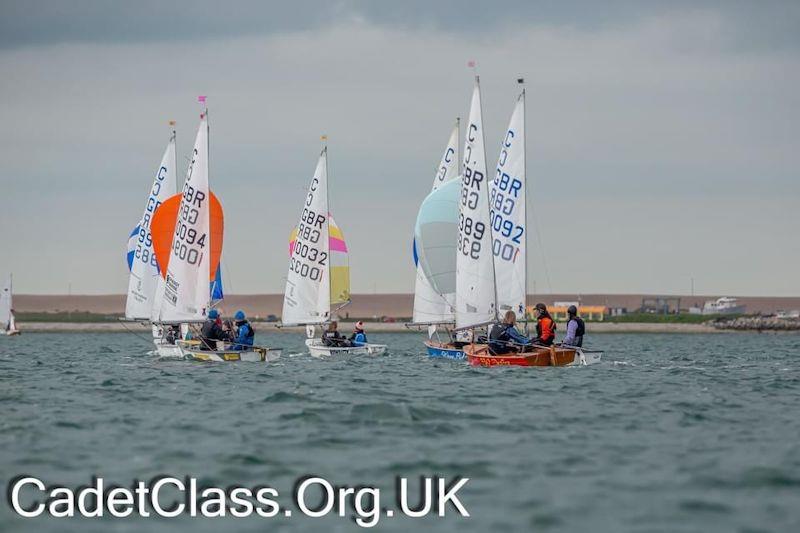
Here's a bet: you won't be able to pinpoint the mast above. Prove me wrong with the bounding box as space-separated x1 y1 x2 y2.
518 78 528 329
476 74 499 323
322 135 331 317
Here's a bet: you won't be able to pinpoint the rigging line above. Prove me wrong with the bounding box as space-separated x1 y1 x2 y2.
528 203 553 294
119 320 154 345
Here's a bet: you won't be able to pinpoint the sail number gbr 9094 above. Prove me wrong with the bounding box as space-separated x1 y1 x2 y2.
291 206 328 282
173 184 207 266
458 166 487 260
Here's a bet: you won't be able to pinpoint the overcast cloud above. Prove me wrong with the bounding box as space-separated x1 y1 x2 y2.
0 1 798 296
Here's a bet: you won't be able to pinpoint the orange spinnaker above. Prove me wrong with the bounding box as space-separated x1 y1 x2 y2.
150 192 224 281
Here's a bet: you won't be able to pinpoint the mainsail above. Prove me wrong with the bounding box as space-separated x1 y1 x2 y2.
1 274 13 332
412 122 460 325
456 77 497 329
125 133 177 319
490 90 526 317
282 148 333 325
156 114 224 322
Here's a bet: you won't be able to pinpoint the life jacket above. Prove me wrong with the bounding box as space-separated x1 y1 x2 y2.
567 316 585 347
536 316 556 343
488 322 512 352
351 331 367 345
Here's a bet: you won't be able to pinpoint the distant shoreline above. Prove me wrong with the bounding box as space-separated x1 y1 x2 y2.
13 321 752 334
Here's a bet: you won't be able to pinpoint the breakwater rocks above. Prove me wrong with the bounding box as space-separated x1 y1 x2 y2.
712 316 800 331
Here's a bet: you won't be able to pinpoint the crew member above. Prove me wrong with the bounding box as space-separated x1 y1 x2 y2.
488 310 531 355
232 310 255 350
349 321 367 346
531 303 556 346
321 321 350 347
562 305 585 347
200 309 230 350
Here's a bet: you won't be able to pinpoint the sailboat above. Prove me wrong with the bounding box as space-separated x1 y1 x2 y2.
410 121 466 358
124 125 182 356
281 142 386 357
1 274 20 336
149 103 280 362
462 81 600 366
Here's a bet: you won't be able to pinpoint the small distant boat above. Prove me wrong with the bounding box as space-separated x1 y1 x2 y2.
702 297 746 315
1 274 20 336
281 142 386 357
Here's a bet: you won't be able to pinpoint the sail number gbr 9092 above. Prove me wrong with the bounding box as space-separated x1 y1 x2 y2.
458 166 487 260
173 184 207 266
291 207 328 282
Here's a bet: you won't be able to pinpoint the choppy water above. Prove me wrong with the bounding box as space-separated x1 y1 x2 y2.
1 332 799 532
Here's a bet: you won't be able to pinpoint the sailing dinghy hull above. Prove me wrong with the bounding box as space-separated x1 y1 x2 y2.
5 330 20 337
424 341 465 360
177 340 282 363
465 343 584 367
305 339 387 358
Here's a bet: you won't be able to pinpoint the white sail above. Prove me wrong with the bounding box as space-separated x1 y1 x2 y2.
491 91 526 317
412 122 460 324
1 274 12 331
159 116 212 322
456 77 497 330
126 134 177 320
282 148 331 325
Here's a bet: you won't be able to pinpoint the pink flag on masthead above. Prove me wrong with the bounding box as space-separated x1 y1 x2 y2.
197 95 207 104
467 60 475 68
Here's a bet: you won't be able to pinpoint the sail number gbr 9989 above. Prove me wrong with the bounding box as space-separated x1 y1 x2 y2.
458 166 486 259
173 185 207 266
290 207 328 281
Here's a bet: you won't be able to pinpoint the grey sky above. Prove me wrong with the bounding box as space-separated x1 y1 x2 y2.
1 1 798 296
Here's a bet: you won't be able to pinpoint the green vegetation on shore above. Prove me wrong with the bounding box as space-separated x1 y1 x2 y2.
604 312 729 324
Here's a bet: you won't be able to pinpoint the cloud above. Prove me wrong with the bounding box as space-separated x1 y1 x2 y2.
0 4 798 296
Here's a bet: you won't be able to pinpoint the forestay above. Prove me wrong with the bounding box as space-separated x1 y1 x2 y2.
282 148 331 325
125 134 177 319
490 91 526 317
412 123 460 325
456 77 497 329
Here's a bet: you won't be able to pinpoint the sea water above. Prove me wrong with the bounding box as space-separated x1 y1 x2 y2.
1 332 798 532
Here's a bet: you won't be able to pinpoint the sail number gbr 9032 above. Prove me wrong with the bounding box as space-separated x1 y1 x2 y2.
173 184 207 266
291 207 328 282
458 166 487 260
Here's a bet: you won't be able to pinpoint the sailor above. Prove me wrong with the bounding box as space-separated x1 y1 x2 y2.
531 303 556 346
488 310 531 355
349 321 367 346
562 305 585 347
321 321 350 347
200 309 230 350
232 310 255 350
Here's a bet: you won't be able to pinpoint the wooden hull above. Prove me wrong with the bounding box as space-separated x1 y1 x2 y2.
464 343 577 367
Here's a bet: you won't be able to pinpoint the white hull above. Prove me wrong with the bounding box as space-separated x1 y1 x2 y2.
153 342 184 359
305 338 387 358
177 340 282 363
572 349 602 366
4 329 20 336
